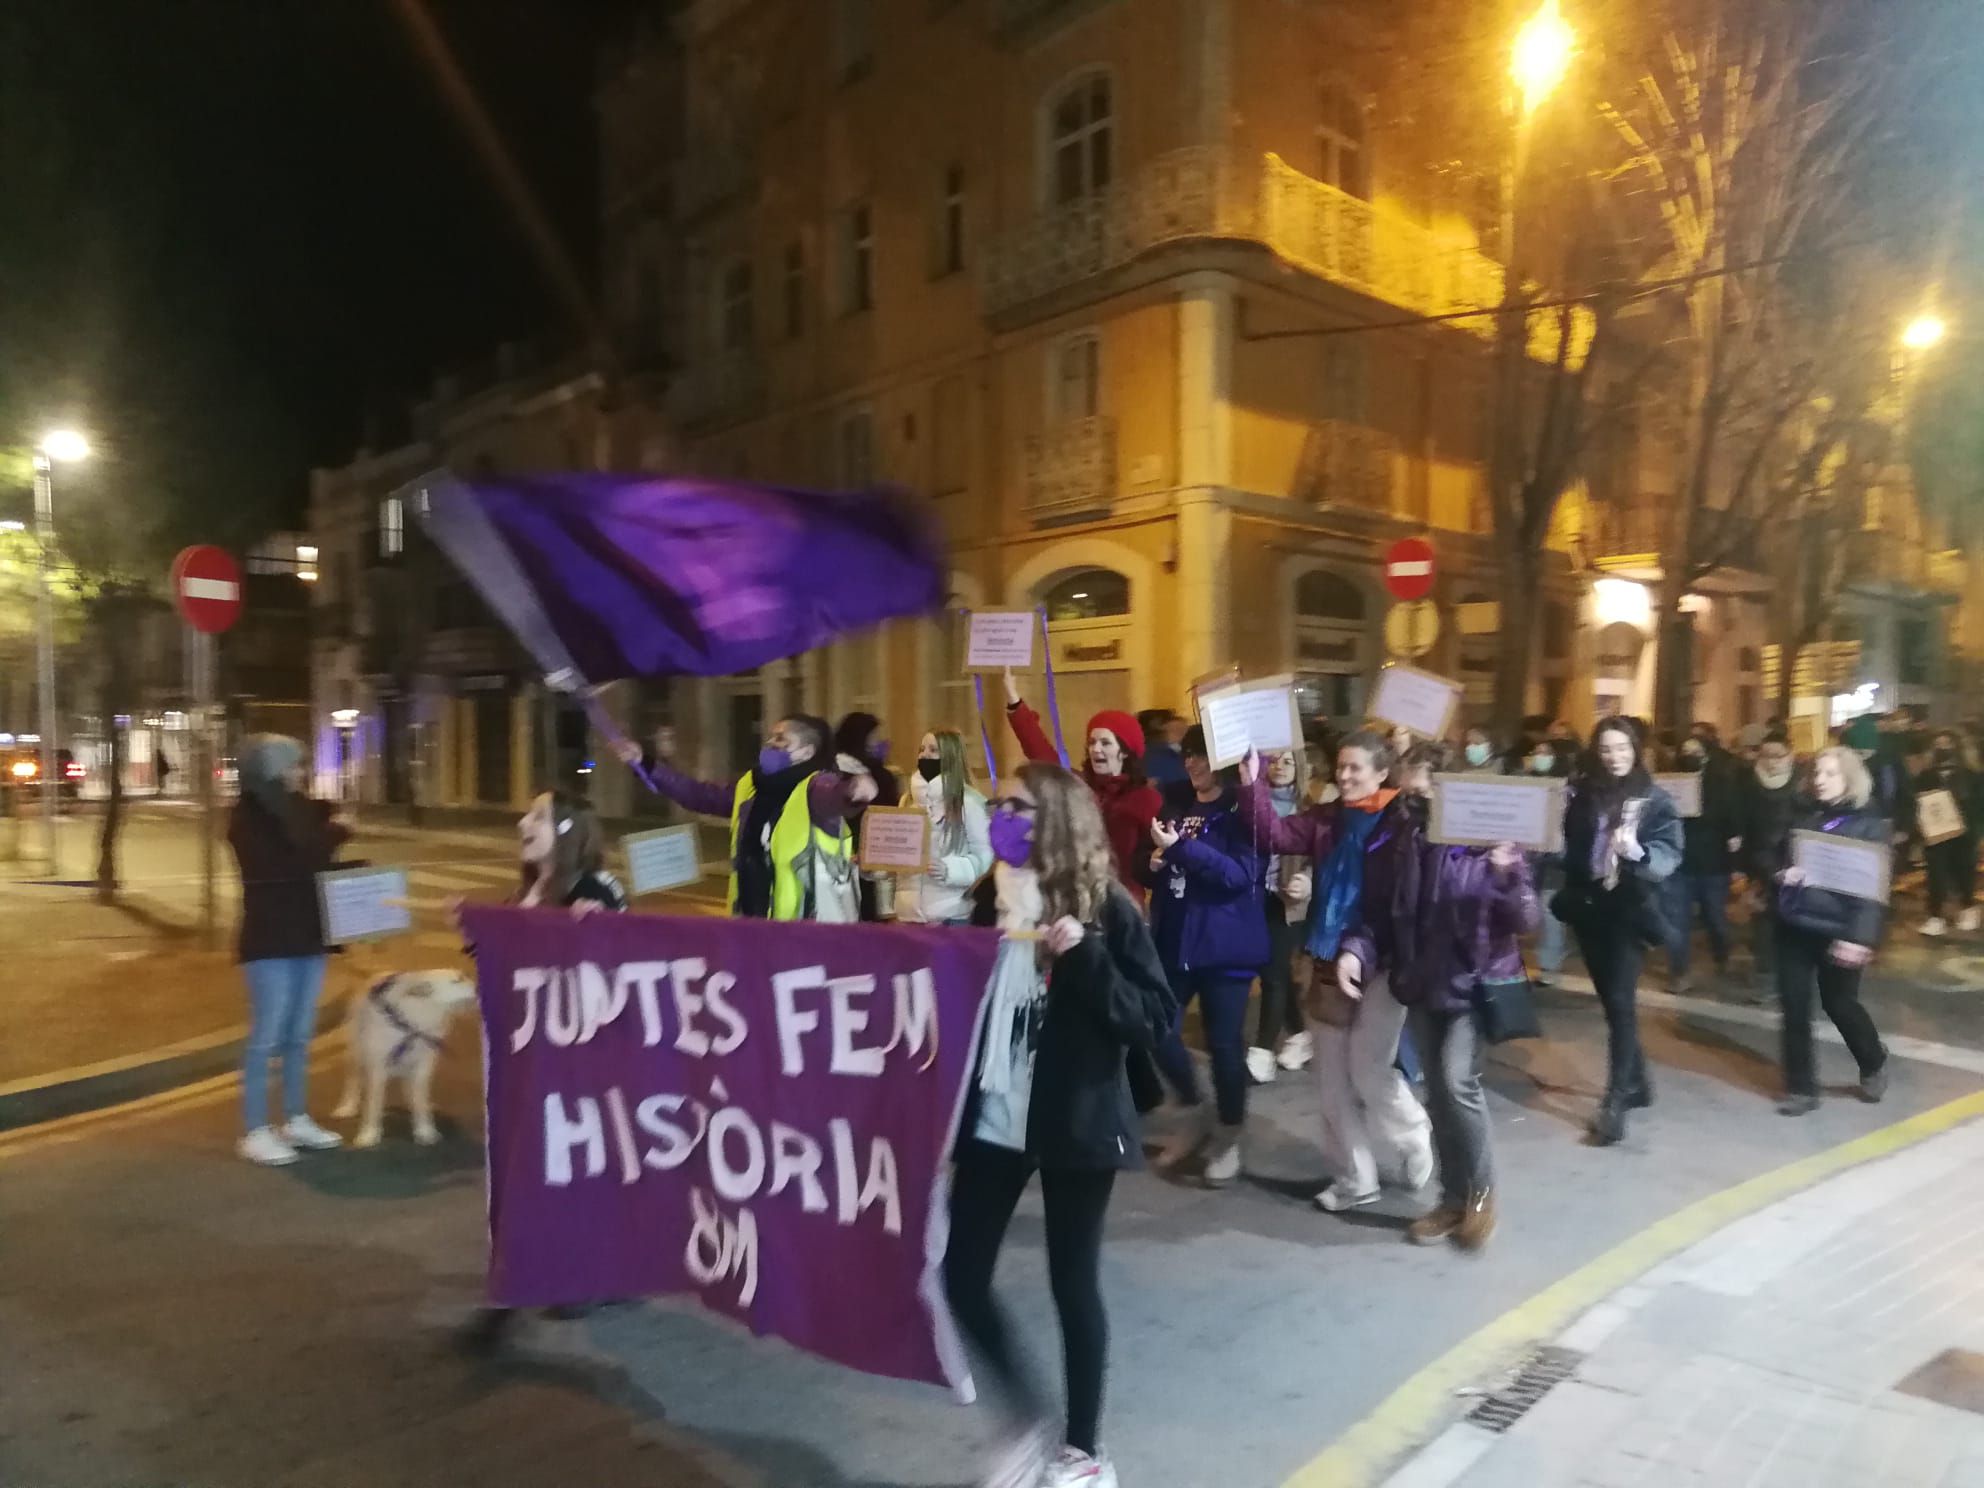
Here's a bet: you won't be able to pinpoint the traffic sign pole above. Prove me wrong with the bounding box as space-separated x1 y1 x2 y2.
172 546 241 950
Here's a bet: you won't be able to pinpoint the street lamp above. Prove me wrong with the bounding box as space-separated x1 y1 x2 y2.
32 429 89 872
1901 314 1948 352
1513 0 1575 117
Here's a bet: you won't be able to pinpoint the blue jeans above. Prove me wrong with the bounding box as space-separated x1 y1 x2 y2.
1153 969 1253 1125
242 955 328 1131
1533 860 1567 974
1666 873 1732 978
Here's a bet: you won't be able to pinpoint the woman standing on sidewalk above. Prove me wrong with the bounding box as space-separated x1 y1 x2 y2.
1916 729 1980 937
1236 732 1433 1215
1523 738 1572 987
1769 746 1891 1116
946 762 1172 1488
1247 748 1315 1084
1553 719 1683 1147
227 735 349 1167
1143 726 1269 1186
893 728 993 926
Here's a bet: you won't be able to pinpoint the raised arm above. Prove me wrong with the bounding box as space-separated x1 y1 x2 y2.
636 748 739 819
806 770 878 834
1235 774 1329 858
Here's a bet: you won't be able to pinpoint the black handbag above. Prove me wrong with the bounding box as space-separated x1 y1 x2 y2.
1474 973 1542 1043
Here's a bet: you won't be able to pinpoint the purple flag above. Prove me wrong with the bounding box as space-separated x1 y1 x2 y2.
462 905 1000 1393
409 471 946 684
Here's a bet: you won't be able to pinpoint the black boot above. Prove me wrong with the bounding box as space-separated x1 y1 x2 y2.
1627 1072 1654 1109
457 1306 517 1356
1588 1096 1627 1146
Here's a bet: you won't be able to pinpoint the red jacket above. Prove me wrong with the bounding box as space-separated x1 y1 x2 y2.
1008 699 1162 902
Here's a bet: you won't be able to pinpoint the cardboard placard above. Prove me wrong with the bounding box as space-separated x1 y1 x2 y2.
1654 773 1703 819
1196 673 1299 769
623 824 703 896
1917 788 1967 846
858 805 931 873
1369 664 1462 741
964 610 1036 671
317 866 413 944
1791 829 1890 903
1428 774 1566 852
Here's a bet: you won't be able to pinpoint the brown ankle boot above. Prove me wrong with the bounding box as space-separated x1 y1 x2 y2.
1407 1204 1463 1246
1454 1189 1497 1251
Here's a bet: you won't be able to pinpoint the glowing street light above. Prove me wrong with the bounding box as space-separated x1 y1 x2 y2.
1513 0 1576 116
1901 314 1948 352
38 429 91 464
30 427 91 872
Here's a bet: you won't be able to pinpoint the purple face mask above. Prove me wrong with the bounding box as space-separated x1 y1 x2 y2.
988 808 1034 868
757 745 793 776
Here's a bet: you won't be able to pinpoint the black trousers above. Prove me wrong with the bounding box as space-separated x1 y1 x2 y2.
1573 915 1648 1102
1925 836 1978 917
943 1140 1116 1455
1776 923 1887 1097
1256 895 1308 1048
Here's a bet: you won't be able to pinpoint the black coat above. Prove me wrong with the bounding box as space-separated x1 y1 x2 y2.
1554 781 1684 945
959 881 1173 1171
1772 801 1889 947
227 793 349 963
1680 763 1742 875
1740 773 1804 883
1915 761 1980 845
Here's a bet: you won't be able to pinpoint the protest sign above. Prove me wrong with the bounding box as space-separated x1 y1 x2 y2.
317 866 412 944
1791 830 1890 903
964 610 1035 671
623 825 703 896
1196 674 1299 769
1918 789 1966 846
859 805 931 873
1654 773 1703 819
461 907 1001 1394
1369 665 1462 740
1429 774 1565 851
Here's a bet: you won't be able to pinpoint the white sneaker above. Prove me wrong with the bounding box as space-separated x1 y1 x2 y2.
1960 908 1981 933
1203 1124 1243 1187
1314 1181 1379 1213
1277 1030 1314 1072
1044 1446 1118 1488
1245 1046 1277 1085
239 1126 299 1167
282 1115 345 1152
1400 1145 1436 1192
978 1423 1052 1488
1923 917 1949 938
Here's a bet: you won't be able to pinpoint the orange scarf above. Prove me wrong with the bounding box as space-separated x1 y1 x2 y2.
1342 787 1398 815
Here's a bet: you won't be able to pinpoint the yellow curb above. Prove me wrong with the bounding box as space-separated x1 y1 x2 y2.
1281 1089 1984 1488
0 1022 252 1100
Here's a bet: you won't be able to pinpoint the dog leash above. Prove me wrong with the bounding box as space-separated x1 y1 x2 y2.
369 976 444 1071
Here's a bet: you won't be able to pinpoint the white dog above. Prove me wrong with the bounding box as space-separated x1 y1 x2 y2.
333 971 479 1148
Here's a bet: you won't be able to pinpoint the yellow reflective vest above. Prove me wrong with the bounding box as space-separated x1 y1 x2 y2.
728 771 855 921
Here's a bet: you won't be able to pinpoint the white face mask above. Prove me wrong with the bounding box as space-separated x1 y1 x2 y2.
1465 743 1492 766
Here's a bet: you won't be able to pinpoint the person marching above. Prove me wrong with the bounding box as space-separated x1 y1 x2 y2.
946 762 1173 1488
1349 743 1537 1250
1237 732 1433 1214
1740 732 1802 994
1553 718 1684 1146
1916 728 1981 937
894 728 993 926
1003 669 1163 901
1665 733 1741 991
617 714 876 921
1765 746 1892 1114
1247 748 1315 1084
1143 725 1270 1186
834 711 903 921
1523 738 1573 987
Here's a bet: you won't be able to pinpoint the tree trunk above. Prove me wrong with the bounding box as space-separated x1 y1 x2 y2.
96 718 123 902
1491 543 1543 743
1649 574 1693 736
93 593 134 903
1772 639 1798 723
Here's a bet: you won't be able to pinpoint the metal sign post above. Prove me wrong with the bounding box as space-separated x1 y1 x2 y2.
171 546 242 951
197 632 217 948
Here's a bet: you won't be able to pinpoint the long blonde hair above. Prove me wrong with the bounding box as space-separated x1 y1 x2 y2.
1019 761 1113 925
1815 745 1874 810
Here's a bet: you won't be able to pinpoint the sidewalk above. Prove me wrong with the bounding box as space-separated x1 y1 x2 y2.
1389 1113 1984 1488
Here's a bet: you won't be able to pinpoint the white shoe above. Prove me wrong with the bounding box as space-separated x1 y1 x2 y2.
1245 1046 1277 1085
1923 917 1949 938
1203 1124 1243 1187
978 1423 1052 1488
239 1126 299 1167
1277 1030 1314 1072
1314 1181 1379 1213
1400 1145 1435 1192
282 1115 344 1152
1961 908 1981 933
1044 1446 1118 1488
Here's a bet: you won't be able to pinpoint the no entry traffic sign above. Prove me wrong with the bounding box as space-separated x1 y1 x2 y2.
1383 536 1436 601
171 545 243 635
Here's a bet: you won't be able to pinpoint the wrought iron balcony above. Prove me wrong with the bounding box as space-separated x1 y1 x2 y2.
1025 415 1117 524
1291 418 1395 513
1848 528 1964 597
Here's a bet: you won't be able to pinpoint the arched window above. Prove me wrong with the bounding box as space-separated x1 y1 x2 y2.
1043 567 1130 621
1295 569 1365 621
1047 72 1113 206
1317 81 1369 199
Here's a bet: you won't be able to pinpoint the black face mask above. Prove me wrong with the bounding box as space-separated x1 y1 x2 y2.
917 757 943 782
1936 747 1956 761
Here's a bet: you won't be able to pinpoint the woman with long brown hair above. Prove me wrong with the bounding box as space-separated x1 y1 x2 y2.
946 762 1172 1488
895 727 992 926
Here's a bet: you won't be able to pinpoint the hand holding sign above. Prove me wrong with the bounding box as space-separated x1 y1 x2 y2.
1369 665 1462 741
1196 674 1299 769
317 866 413 944
966 611 1035 671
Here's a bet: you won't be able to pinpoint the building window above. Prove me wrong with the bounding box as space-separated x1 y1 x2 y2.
1317 81 1369 199
837 408 875 488
1049 332 1101 423
719 259 753 350
1295 569 1366 621
840 202 874 315
834 0 872 83
1047 73 1112 206
1043 568 1130 621
379 496 404 558
938 164 966 276
782 241 805 338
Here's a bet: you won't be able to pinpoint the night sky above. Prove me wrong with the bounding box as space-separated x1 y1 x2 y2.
0 1 635 542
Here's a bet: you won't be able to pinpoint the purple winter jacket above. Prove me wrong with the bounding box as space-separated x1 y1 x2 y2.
1342 803 1540 1014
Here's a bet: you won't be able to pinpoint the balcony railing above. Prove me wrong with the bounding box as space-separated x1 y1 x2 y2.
1291 418 1395 512
1849 529 1965 596
982 148 1591 363
1588 503 1667 561
1025 415 1117 524
994 0 1118 43
668 347 765 429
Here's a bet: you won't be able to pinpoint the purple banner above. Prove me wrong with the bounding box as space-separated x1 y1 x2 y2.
463 907 1000 1392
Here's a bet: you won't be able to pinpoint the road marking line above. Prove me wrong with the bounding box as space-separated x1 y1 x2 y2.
1284 1090 1984 1488
408 868 509 891
0 1022 249 1099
